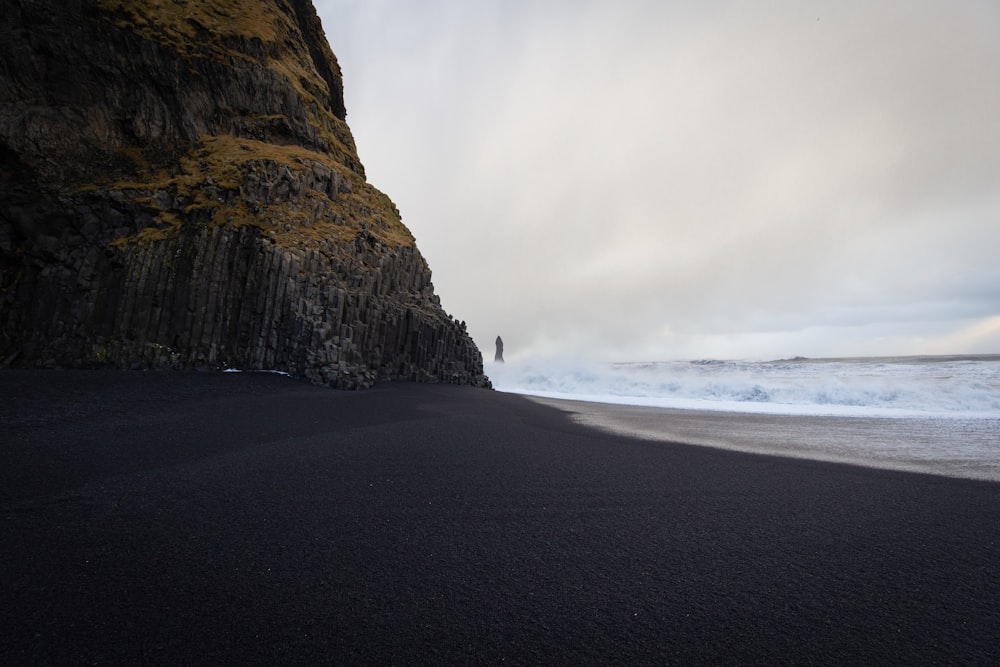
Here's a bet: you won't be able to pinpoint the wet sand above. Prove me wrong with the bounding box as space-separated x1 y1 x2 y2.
528 396 1000 482
2 371 999 664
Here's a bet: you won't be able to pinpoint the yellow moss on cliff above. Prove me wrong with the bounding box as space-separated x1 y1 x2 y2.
102 135 415 253
90 2 411 257
97 0 355 170
97 0 282 51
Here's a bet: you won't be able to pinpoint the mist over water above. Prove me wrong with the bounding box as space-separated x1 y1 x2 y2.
489 354 1000 480
488 355 1000 418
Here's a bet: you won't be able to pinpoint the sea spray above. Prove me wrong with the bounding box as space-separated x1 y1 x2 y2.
486 355 1000 418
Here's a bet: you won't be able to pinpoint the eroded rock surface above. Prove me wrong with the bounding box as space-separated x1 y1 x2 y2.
0 0 489 388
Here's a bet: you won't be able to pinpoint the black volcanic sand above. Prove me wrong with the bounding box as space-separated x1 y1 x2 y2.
2 371 999 665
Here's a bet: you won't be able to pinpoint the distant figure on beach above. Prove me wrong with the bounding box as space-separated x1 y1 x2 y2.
495 336 504 363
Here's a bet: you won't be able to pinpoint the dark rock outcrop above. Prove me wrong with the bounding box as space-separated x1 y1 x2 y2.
0 0 489 388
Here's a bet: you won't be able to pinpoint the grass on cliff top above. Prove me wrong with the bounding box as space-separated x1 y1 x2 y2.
98 0 282 46
90 3 408 254
97 0 354 165
104 135 415 252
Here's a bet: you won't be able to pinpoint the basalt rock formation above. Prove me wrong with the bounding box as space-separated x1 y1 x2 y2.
0 0 489 388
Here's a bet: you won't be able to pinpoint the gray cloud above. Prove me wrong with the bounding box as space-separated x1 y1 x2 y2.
317 0 1000 360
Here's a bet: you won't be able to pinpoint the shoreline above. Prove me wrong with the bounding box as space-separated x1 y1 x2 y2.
523 393 1000 483
3 370 1000 663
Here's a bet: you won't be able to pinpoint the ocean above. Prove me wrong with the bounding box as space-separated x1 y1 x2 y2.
487 355 1000 480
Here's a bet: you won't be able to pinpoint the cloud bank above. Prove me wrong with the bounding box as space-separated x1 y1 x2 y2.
318 0 1000 360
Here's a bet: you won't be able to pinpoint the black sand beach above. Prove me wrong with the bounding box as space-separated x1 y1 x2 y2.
3 371 999 664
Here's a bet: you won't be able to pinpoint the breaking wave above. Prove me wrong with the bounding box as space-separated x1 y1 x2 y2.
487 355 1000 418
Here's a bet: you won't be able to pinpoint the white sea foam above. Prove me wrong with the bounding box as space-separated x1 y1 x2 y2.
487 355 1000 419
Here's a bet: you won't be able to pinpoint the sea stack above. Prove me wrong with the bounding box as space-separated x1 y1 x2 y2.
0 0 489 389
495 336 504 363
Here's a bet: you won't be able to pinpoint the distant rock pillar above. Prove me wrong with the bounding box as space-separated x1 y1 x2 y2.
495 336 504 363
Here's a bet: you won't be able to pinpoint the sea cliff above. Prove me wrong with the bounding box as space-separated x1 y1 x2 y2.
0 0 488 388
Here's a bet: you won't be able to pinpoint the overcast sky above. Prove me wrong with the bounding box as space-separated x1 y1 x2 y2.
316 0 1000 361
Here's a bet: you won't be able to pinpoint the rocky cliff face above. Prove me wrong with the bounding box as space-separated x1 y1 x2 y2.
0 0 489 388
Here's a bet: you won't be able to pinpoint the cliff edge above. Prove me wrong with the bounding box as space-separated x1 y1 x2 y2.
0 0 489 388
